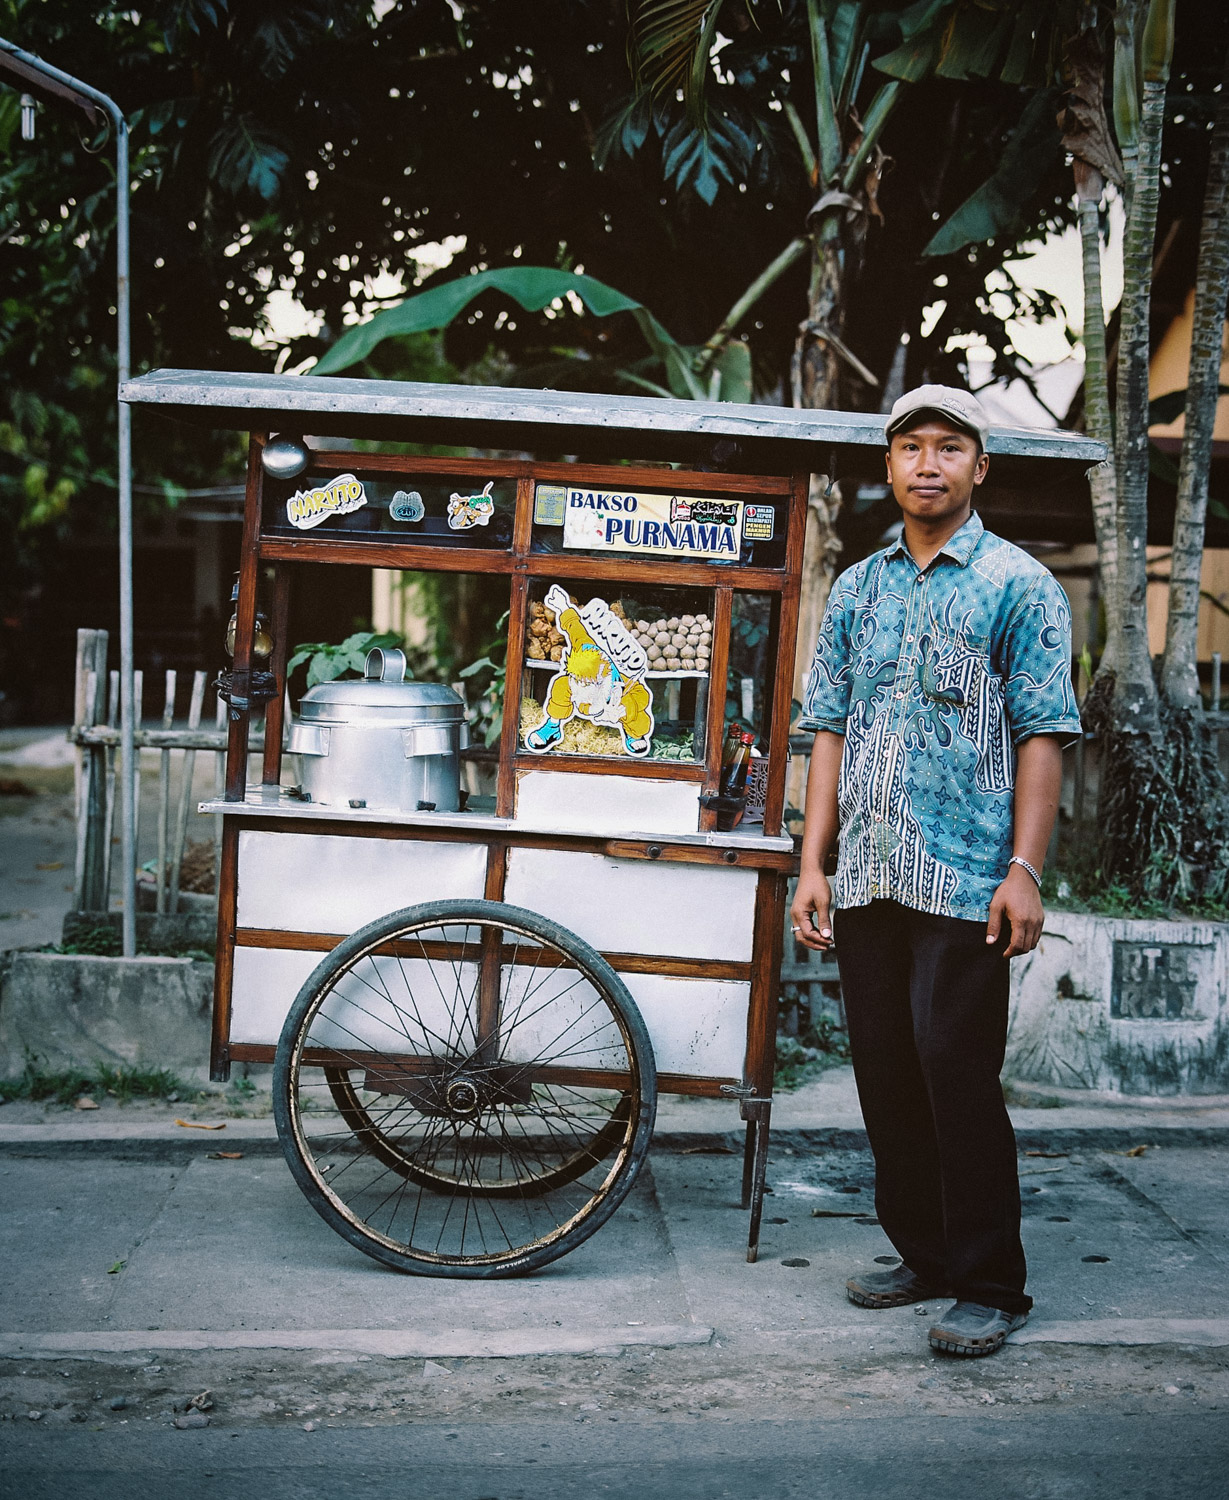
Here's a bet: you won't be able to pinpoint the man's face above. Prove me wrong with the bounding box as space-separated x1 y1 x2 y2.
885 416 988 526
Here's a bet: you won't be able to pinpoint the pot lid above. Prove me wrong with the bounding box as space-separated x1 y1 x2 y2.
299 647 464 714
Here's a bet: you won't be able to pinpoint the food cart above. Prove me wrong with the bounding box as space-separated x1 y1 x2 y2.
121 370 1101 1279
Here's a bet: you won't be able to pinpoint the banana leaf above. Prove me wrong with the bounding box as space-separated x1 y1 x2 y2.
922 89 1061 257
1147 384 1229 428
313 265 750 402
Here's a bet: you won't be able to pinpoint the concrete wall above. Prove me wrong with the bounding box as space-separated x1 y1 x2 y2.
1006 911 1229 1096
0 952 213 1079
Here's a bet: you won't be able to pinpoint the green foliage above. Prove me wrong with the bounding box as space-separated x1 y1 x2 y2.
57 921 121 957
1054 693 1229 916
1147 384 1229 428
775 1013 852 1091
922 89 1063 256
458 609 510 749
287 631 405 690
316 266 753 404
0 1056 186 1105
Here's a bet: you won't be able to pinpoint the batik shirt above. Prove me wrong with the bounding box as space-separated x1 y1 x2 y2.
798 512 1081 922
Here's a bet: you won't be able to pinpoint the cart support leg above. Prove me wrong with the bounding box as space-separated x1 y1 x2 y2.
741 1118 756 1211
741 1099 772 1263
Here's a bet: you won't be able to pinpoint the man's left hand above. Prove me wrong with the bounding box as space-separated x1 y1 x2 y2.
986 864 1044 957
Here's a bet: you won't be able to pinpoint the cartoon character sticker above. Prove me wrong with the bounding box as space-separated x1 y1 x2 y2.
389 489 425 523
524 586 655 758
446 480 496 530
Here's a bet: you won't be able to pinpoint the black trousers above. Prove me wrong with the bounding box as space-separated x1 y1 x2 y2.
833 899 1031 1316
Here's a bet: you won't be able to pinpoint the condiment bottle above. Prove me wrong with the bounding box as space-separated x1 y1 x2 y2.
721 731 755 797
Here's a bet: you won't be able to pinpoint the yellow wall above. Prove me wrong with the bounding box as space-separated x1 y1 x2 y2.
1149 289 1229 439
1040 541 1229 668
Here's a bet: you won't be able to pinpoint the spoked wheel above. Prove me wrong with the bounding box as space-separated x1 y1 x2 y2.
322 1068 636 1195
273 899 656 1277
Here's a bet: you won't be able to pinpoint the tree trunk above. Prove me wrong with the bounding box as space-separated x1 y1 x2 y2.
1107 68 1168 735
1160 47 1229 708
1112 0 1145 219
1076 178 1123 673
791 228 846 720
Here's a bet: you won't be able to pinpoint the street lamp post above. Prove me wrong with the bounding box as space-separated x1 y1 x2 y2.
0 38 137 956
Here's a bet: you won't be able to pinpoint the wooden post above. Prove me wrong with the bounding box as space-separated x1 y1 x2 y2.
168 670 207 915
213 691 226 896
130 671 144 889
261 564 291 788
155 669 176 912
226 436 266 800
101 670 119 908
76 631 110 912
699 588 734 831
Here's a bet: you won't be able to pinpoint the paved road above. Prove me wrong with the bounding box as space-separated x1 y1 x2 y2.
5 1409 1226 1498
3 1123 1227 1496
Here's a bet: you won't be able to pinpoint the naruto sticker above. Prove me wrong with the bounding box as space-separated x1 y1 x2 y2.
286 473 366 530
447 480 496 530
524 586 655 758
562 487 743 560
389 489 425 523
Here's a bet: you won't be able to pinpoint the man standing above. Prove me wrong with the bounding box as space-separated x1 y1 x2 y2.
790 385 1081 1358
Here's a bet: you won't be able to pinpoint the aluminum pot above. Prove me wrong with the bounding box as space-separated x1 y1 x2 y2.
288 647 467 814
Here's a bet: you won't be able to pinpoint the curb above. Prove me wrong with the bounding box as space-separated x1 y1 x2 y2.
3 1124 1229 1153
0 1324 715 1361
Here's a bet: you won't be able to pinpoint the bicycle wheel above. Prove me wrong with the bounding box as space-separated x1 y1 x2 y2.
273 898 656 1277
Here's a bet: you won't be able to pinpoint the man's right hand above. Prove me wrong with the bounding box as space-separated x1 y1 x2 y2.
790 869 834 952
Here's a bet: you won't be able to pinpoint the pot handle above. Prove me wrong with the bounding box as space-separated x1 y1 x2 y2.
402 724 453 757
365 646 407 684
288 723 331 757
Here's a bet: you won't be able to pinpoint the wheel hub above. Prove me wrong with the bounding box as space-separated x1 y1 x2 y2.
444 1076 481 1116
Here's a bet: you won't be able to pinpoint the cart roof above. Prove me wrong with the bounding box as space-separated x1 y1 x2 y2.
121 368 1104 489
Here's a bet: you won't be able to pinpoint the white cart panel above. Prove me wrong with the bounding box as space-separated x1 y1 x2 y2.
504 847 757 960
232 944 484 1050
516 769 700 835
231 945 321 1044
617 972 749 1079
498 966 629 1071
231 945 749 1078
236 830 487 933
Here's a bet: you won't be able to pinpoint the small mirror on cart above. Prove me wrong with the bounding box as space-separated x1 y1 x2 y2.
519 582 714 763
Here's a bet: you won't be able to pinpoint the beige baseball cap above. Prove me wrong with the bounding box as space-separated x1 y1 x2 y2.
884 384 990 449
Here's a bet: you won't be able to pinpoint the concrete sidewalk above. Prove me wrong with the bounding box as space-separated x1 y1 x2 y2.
2 1068 1227 1365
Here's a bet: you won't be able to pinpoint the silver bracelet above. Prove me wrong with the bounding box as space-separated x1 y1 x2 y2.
1009 855 1042 888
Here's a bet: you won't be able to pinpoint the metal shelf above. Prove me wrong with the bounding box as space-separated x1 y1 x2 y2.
523 658 709 680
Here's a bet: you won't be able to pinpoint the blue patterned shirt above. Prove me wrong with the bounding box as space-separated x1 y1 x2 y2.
798 512 1081 921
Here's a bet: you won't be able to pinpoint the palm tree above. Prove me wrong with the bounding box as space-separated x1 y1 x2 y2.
1066 0 1229 903
609 0 1086 697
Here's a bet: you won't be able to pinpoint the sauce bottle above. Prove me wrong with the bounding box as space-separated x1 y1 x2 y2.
721 731 755 797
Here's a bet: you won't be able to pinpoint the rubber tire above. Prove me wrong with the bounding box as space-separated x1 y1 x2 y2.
273 897 657 1278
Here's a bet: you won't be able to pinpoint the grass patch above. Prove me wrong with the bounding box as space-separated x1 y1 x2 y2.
57 921 122 957
1002 1081 1064 1109
0 1057 187 1106
1044 859 1229 923
53 919 213 961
